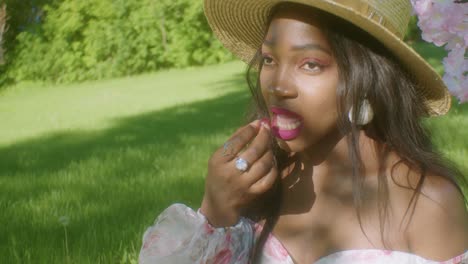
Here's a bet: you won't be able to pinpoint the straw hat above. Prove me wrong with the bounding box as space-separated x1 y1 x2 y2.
203 0 451 116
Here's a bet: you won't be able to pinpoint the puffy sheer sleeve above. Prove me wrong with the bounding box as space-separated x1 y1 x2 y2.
139 203 255 264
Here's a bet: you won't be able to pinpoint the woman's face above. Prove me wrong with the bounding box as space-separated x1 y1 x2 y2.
260 6 340 153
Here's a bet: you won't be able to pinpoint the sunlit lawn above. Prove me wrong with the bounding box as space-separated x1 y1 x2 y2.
0 61 251 263
0 42 466 263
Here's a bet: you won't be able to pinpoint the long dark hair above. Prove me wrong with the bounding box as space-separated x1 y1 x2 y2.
243 3 467 262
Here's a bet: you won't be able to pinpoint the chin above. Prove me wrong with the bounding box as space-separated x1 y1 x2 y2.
275 136 309 154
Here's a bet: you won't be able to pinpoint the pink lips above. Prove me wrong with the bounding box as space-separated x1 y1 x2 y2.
270 107 303 140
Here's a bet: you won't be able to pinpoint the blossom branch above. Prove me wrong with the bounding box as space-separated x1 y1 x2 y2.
411 0 467 103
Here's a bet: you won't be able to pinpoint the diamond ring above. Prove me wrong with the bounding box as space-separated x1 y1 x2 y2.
235 157 249 172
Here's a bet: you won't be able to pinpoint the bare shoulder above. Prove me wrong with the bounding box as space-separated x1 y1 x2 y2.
387 162 468 260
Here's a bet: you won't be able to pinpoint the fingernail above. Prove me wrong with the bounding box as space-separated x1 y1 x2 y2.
260 118 270 130
248 120 261 130
262 123 270 131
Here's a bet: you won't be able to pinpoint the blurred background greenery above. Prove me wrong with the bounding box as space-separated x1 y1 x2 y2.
0 1 465 263
0 0 426 88
0 0 234 87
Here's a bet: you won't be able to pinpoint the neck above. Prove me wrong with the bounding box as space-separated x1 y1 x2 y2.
279 130 390 215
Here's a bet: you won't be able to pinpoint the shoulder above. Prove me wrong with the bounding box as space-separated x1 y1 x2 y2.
408 174 468 258
387 164 468 260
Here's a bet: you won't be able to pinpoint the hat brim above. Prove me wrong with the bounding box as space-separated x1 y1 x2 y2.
204 0 451 116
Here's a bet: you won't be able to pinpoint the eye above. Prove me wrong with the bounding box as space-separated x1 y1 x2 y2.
301 61 322 73
262 55 275 66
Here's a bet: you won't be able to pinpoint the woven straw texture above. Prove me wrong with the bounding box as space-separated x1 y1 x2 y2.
204 0 451 116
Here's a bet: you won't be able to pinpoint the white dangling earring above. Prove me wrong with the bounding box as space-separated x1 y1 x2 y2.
348 99 374 125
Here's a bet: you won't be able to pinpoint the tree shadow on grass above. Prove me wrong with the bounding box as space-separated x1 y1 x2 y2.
0 71 250 176
0 75 253 262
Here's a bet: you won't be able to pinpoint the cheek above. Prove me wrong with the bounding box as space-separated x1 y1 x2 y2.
300 81 339 122
303 74 338 108
259 72 270 101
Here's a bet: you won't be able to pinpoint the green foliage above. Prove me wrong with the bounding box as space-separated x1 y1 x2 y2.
0 0 56 86
2 0 424 86
6 0 234 84
405 15 422 43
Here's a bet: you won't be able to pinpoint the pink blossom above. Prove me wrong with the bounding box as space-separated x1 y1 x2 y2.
456 78 468 103
443 45 465 78
443 74 458 92
443 72 467 103
411 0 468 103
442 45 467 103
411 0 433 17
445 35 465 50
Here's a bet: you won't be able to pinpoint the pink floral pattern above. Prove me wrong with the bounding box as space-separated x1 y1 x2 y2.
315 250 468 264
139 204 468 263
210 249 233 264
264 233 291 261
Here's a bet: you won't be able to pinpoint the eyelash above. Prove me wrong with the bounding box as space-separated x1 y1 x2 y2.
261 55 324 73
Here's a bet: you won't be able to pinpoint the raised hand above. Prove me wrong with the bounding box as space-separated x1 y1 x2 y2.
200 120 278 227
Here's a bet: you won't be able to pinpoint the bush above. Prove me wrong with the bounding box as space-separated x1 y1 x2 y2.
405 15 422 43
6 0 234 84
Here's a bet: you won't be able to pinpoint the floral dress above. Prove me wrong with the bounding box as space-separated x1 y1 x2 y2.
139 204 468 264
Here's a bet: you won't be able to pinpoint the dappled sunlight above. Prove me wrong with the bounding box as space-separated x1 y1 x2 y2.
0 61 244 147
424 101 468 176
0 85 251 261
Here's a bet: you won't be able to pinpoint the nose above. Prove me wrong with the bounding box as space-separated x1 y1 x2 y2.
267 70 298 99
267 85 297 98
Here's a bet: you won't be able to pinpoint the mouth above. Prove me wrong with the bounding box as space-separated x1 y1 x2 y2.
270 107 303 140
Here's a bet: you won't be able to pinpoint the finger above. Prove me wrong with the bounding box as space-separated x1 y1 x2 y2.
248 165 278 195
241 149 274 185
216 120 261 161
237 123 272 165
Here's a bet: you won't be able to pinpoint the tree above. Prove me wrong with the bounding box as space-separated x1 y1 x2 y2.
0 3 7 65
6 0 234 84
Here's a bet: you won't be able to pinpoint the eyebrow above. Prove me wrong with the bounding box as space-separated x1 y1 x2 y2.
263 40 331 55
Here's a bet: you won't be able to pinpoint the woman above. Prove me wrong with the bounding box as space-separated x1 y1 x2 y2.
139 0 468 263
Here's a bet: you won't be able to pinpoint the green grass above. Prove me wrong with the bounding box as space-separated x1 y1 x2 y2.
0 61 251 263
409 42 468 176
0 42 466 263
